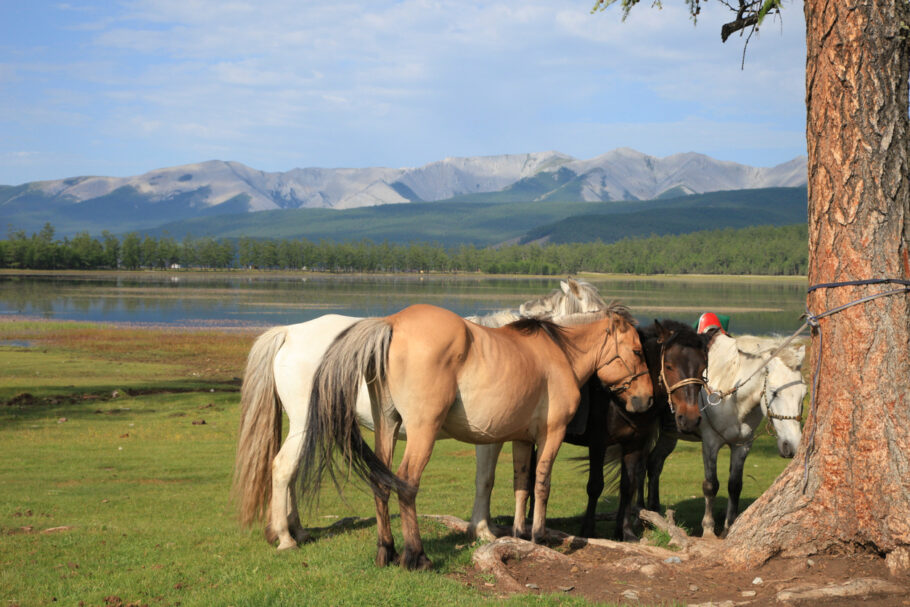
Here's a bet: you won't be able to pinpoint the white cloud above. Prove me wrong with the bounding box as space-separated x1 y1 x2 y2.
0 0 807 183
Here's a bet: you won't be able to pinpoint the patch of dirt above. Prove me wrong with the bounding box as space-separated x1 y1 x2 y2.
458 542 909 605
436 513 910 606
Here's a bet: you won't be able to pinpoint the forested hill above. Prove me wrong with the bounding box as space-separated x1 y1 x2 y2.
148 186 807 247
523 187 807 244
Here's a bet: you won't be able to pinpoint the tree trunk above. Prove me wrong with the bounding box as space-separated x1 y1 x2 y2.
723 0 910 569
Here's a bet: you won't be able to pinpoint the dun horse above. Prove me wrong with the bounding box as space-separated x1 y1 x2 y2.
299 303 652 569
514 319 707 540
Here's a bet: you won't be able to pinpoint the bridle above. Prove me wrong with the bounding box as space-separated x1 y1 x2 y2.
596 325 648 395
763 375 804 426
659 335 706 413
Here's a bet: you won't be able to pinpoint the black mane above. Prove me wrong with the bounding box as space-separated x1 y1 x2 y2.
508 317 575 359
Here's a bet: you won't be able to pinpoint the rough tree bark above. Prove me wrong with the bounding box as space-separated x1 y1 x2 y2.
723 0 910 569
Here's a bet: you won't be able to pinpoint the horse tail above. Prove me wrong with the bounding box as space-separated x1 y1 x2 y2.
233 325 287 528
299 319 413 508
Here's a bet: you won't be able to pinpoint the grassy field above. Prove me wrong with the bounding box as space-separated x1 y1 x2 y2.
0 321 795 606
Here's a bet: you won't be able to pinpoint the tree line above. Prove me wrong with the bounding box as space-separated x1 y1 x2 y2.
0 223 808 275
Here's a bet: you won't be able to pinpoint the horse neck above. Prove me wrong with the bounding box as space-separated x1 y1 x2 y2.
708 335 766 420
561 317 617 385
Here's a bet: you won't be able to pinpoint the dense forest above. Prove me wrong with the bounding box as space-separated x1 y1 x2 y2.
0 223 808 275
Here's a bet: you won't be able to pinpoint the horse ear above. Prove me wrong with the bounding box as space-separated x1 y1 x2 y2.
794 344 806 368
702 327 722 348
560 280 570 294
653 319 666 342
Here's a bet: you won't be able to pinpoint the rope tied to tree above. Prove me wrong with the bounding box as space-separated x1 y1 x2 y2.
800 278 910 492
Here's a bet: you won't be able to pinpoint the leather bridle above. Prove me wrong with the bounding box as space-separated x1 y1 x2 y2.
659 335 706 413
596 326 649 395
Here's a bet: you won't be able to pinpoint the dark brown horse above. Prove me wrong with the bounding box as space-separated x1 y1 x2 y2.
565 319 708 540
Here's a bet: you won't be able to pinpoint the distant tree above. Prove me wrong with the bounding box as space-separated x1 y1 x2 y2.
120 233 141 270
69 232 104 268
101 231 120 268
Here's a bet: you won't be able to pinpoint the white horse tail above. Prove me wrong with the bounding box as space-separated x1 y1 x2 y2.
233 325 288 529
299 319 413 508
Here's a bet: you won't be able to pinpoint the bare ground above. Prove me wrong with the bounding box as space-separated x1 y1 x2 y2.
432 514 910 606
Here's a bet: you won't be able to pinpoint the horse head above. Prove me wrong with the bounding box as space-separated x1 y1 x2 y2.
653 319 707 434
519 278 606 318
596 310 653 413
763 355 806 458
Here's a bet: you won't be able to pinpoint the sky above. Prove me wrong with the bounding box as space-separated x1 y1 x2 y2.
0 1 806 185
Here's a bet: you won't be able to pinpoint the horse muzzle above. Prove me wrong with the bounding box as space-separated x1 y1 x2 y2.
624 394 653 413
675 412 700 433
778 439 797 458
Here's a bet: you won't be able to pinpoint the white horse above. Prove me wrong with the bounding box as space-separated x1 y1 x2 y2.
233 279 608 550
643 331 806 537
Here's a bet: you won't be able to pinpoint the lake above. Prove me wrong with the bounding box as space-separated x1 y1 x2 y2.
0 272 808 335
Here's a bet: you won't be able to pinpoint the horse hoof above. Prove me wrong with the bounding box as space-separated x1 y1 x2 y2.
400 549 433 571
375 544 399 567
702 528 717 539
291 527 312 544
469 524 499 542
276 538 298 551
513 527 531 541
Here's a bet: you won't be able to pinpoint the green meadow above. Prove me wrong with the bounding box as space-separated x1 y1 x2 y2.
0 321 795 606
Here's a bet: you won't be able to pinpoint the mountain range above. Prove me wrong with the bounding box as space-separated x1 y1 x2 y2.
0 148 807 237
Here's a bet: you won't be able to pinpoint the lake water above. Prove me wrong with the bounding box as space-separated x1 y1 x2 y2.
0 273 808 335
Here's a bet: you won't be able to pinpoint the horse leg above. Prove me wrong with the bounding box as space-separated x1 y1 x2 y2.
529 429 566 543
269 429 306 550
722 441 752 537
645 430 677 512
371 414 401 568
511 440 533 539
469 442 504 540
286 471 309 544
395 431 438 571
700 436 723 538
579 439 606 538
615 447 644 541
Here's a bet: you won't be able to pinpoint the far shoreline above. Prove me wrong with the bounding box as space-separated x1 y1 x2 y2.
0 268 809 284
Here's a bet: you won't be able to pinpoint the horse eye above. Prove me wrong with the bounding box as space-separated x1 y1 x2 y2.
634 349 643 357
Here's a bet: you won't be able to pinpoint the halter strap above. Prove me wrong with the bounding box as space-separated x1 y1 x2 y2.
764 378 804 424
596 325 648 395
659 337 706 413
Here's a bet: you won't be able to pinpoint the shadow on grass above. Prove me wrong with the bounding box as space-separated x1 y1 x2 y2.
0 379 240 423
302 514 478 571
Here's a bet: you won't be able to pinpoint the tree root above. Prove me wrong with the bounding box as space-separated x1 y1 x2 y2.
638 508 691 550
776 577 907 602
472 537 574 593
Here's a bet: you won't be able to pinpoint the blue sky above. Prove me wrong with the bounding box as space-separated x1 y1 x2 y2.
0 1 806 185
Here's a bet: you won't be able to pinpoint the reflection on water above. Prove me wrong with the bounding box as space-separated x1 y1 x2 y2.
0 274 807 335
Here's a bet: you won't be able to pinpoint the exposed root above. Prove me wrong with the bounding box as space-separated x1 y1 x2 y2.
420 514 471 534
472 537 572 593
776 577 907 602
639 508 691 550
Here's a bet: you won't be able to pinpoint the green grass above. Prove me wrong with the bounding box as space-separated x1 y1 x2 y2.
0 322 793 606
